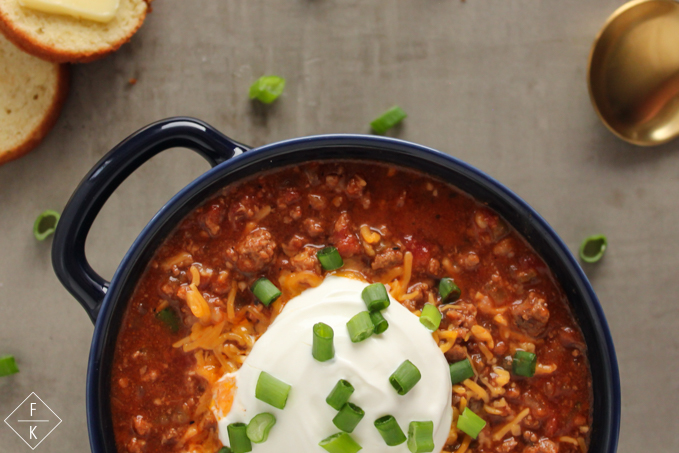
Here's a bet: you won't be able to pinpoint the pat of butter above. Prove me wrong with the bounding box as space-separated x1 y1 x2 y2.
19 0 120 23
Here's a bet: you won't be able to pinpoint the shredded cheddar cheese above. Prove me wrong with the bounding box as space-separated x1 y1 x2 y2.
440 342 454 354
559 436 579 446
186 266 211 321
379 266 404 285
492 408 530 441
183 320 227 352
392 251 413 299
578 437 587 453
161 251 193 270
536 363 558 374
492 366 511 387
438 330 458 354
452 385 467 395
463 378 490 403
400 289 422 300
478 342 494 361
484 404 504 415
493 313 508 326
360 225 381 244
279 270 324 297
226 285 237 321
459 396 468 412
440 330 458 340
454 435 472 453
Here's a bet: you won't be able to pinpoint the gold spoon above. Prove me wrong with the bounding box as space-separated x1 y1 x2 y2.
588 0 679 146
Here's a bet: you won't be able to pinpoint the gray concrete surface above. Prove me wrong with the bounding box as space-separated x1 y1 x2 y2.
1 0 677 452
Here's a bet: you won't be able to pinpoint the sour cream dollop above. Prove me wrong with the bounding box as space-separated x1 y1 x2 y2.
214 275 453 452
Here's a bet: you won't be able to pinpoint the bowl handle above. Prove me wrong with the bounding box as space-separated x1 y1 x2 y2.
52 117 250 323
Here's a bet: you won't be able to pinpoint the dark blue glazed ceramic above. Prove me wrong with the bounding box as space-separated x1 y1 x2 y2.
52 117 620 453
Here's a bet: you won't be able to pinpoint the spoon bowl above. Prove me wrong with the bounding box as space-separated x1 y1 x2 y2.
588 0 679 146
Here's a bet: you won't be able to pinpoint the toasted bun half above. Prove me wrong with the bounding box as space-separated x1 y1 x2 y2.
0 33 68 166
0 0 149 63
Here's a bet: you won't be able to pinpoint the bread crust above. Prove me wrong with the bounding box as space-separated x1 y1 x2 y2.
0 1 149 63
0 64 69 166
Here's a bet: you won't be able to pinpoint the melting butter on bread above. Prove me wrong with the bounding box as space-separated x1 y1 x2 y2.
0 0 149 63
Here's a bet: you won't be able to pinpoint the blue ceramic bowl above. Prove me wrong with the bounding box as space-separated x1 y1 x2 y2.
52 117 620 453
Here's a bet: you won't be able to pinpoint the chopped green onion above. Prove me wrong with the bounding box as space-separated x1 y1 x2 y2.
156 307 181 333
579 234 607 263
227 423 252 453
326 379 355 410
346 311 374 343
456 407 486 439
449 358 475 385
439 278 461 303
407 421 434 453
246 413 276 443
251 278 281 306
218 447 232 453
361 283 390 311
0 355 19 377
319 432 362 453
369 310 389 334
249 75 286 104
389 360 421 395
313 322 335 362
333 402 365 433
371 106 407 134
419 304 442 331
255 371 291 409
34 210 60 241
374 415 407 446
317 246 344 271
512 350 537 377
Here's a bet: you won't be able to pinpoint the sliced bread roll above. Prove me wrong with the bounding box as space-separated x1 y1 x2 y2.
0 33 68 166
0 0 149 63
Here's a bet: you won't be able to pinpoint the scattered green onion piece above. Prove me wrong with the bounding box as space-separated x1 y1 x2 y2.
369 310 389 335
249 75 286 104
449 358 475 385
389 360 421 395
317 246 344 271
156 307 180 333
579 234 607 263
255 372 291 409
313 322 335 362
371 106 407 134
419 304 442 331
246 413 276 443
361 283 390 311
34 210 60 241
227 423 252 453
456 407 486 439
251 278 282 306
439 277 461 303
319 432 362 453
512 350 537 377
0 355 19 377
346 311 374 343
333 402 365 433
407 421 434 453
217 447 232 453
374 415 407 446
326 379 355 410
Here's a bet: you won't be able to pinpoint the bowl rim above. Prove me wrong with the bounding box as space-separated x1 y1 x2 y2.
87 133 621 453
